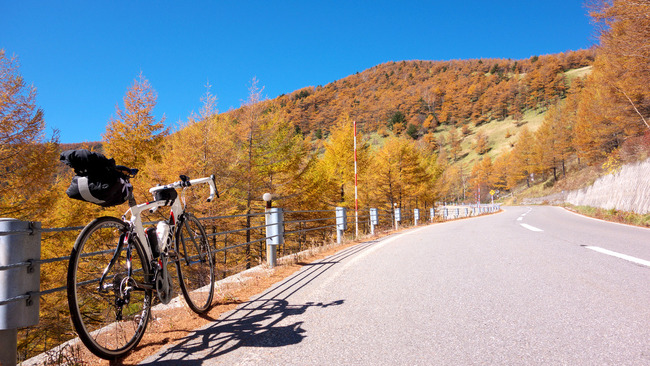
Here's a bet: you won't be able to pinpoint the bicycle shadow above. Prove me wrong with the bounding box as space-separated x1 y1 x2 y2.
138 239 381 365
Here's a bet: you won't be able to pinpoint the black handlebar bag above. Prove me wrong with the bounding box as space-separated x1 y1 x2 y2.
60 149 132 207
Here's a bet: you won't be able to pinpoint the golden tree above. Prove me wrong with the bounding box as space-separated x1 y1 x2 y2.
590 0 650 133
508 128 536 187
230 79 311 266
318 115 371 207
153 84 238 217
571 0 650 166
474 131 490 155
573 74 622 164
369 137 431 210
470 156 494 202
103 72 169 174
491 153 510 191
448 126 462 161
0 50 59 219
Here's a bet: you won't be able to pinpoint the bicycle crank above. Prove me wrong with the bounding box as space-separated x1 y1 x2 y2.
154 257 174 304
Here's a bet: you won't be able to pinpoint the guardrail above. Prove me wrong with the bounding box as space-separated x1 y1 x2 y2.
1 203 499 365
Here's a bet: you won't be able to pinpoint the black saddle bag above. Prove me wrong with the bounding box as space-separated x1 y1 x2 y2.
60 149 132 207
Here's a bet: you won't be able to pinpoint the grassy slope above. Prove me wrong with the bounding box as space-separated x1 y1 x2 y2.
353 67 591 191
457 67 593 170
433 67 604 205
564 66 592 82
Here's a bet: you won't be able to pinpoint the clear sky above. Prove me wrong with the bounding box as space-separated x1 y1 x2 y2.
1 1 595 143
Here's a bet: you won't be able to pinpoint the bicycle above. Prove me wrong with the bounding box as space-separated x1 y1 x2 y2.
66 172 219 360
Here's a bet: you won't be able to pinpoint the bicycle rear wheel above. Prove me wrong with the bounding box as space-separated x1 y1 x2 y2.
67 216 152 360
175 213 215 313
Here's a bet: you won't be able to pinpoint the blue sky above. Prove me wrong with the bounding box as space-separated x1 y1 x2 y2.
2 1 595 143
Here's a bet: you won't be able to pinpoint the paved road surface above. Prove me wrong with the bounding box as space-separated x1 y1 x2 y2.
140 206 650 365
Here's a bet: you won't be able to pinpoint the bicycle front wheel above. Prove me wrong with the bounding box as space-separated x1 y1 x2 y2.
175 213 215 313
67 216 152 360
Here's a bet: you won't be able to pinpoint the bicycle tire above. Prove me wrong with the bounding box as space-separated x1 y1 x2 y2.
175 213 215 313
67 216 152 360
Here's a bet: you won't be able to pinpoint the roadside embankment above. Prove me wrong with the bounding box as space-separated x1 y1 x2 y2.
522 158 650 214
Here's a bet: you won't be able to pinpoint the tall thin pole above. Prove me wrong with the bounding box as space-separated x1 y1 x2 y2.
354 120 359 238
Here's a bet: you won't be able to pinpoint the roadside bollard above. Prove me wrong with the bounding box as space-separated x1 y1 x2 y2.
414 209 420 226
394 208 401 230
335 207 347 244
264 207 283 268
0 219 41 366
430 207 435 222
369 208 378 235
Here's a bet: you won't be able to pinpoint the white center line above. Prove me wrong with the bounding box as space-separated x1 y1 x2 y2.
585 246 650 268
520 223 543 232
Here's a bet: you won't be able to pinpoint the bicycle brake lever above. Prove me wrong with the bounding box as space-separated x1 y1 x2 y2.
179 175 191 187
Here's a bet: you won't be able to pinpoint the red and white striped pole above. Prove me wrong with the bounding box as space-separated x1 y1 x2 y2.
354 120 359 238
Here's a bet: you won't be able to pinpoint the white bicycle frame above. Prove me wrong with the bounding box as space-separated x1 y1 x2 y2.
122 175 217 262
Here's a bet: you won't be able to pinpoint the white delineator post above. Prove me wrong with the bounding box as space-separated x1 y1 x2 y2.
394 207 401 230
263 193 283 268
369 208 378 235
336 207 347 244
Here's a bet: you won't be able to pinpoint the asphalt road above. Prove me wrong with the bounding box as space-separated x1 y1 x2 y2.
140 206 650 365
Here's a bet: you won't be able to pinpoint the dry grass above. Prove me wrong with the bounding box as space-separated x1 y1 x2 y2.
434 107 548 170
564 204 650 228
564 66 592 83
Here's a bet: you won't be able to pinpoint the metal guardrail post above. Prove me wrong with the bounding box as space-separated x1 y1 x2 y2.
335 207 347 244
264 208 283 268
0 219 41 366
369 208 378 235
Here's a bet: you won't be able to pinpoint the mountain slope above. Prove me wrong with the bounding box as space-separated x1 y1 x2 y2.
271 50 594 144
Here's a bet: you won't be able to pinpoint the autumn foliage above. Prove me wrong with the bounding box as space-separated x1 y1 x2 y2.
2 0 649 360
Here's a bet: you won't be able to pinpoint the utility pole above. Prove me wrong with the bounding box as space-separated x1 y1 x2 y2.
354 120 359 238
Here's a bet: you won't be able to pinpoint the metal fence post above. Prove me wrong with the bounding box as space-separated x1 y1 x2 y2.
0 219 41 366
264 208 283 268
335 207 347 244
369 208 378 235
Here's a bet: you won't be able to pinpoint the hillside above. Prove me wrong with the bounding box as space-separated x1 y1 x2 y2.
250 50 596 202
273 50 595 141
204 49 600 207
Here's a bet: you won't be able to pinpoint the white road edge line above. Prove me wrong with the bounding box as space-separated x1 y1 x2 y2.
520 223 543 232
585 246 650 268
